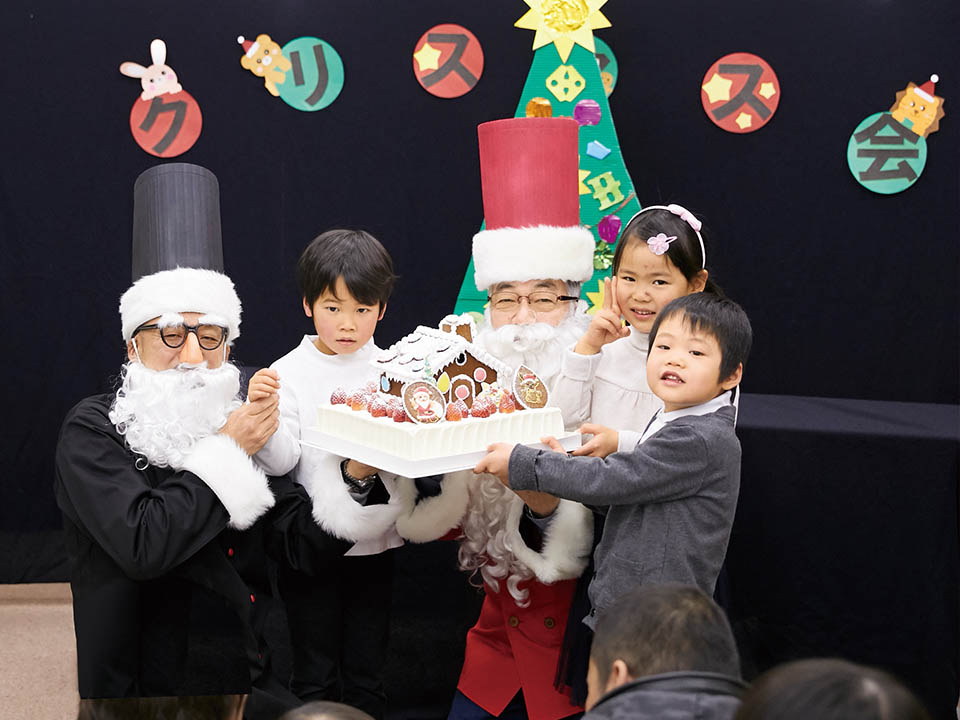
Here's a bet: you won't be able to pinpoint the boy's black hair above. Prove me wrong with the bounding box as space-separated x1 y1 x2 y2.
613 207 724 296
733 659 931 720
298 229 397 309
649 292 752 381
590 583 741 685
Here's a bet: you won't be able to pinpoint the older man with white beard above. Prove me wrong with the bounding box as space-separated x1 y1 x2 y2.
394 117 597 720
55 267 278 699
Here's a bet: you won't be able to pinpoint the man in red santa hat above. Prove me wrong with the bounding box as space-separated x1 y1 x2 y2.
55 164 279 702
395 117 597 720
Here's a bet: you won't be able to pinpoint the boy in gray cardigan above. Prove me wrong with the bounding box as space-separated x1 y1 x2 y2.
476 293 752 628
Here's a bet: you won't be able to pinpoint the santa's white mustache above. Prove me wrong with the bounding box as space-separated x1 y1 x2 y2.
109 361 242 470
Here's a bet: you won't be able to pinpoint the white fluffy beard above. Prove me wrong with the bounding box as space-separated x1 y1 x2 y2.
109 361 243 470
474 309 590 385
458 474 535 607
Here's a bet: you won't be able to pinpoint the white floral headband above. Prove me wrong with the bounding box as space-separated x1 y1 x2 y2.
625 204 706 269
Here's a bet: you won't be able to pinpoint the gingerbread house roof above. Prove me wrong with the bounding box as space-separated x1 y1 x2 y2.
373 323 513 385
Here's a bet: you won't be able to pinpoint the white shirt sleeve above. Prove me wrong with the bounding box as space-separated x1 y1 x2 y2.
252 370 302 476
617 430 643 453
551 346 604 431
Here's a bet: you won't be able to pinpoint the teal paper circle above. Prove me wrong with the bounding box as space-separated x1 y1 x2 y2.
593 38 618 97
278 37 344 111
847 112 927 195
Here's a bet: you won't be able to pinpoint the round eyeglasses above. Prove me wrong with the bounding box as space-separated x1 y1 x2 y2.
487 291 579 314
133 322 228 351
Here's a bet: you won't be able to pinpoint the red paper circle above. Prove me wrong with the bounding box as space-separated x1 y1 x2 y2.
412 24 483 99
700 53 780 134
128 90 202 157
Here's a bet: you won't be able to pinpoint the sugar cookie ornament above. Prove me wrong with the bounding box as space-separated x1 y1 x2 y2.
513 366 549 409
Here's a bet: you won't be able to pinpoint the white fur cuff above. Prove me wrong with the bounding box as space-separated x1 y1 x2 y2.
394 471 470 543
473 225 595 291
302 455 404 542
507 499 593 583
181 434 275 530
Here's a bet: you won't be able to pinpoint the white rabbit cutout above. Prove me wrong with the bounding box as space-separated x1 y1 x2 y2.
120 39 183 101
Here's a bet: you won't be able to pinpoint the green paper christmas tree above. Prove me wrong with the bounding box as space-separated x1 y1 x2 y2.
454 0 642 315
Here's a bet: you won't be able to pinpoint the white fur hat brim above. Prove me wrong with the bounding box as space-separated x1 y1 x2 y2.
473 225 595 291
120 267 241 342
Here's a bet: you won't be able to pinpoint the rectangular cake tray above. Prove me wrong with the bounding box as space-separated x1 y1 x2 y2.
300 427 582 478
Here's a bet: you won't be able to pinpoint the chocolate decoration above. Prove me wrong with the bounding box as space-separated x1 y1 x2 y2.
513 365 548 409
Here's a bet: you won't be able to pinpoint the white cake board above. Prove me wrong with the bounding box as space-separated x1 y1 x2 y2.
300 427 582 478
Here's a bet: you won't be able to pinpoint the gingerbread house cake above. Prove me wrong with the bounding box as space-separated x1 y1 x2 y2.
373 314 511 409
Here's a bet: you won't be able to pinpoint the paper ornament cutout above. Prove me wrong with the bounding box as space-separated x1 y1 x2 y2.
594 37 618 97
574 98 602 125
546 63 586 102
593 214 621 269
513 365 548 409
413 24 484 98
700 52 780 134
578 169 591 194
891 75 945 138
403 381 446 424
515 0 611 63
586 171 623 210
237 34 293 96
277 37 345 111
120 39 183 100
413 43 442 72
846 74 944 195
584 277 605 316
847 112 928 195
121 39 201 157
525 96 553 117
587 140 610 159
597 214 621 244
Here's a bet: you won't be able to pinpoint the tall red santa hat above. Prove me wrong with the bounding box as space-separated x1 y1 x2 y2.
472 117 594 291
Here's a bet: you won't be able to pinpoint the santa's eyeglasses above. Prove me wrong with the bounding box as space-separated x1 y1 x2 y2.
133 322 228 351
487 291 579 313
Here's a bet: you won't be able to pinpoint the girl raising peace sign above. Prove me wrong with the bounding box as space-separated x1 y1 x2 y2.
552 205 719 450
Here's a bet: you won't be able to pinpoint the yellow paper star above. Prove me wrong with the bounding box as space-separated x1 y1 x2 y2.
579 169 591 195
701 73 733 104
413 42 442 72
584 277 606 315
515 0 612 63
734 112 753 129
758 81 777 99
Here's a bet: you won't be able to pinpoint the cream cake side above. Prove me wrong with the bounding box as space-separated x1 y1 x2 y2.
316 405 565 461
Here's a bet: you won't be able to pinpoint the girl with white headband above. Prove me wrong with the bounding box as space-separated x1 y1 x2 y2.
552 204 720 439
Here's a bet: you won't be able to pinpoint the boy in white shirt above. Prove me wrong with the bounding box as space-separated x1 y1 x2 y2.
248 229 401 719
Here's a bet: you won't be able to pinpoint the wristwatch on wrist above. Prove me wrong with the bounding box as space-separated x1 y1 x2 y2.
341 459 377 492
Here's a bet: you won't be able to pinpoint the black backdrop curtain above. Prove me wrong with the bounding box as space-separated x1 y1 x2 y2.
1 0 957 715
